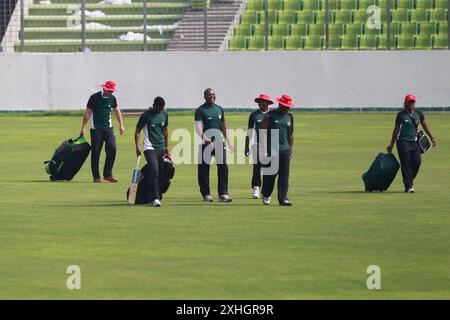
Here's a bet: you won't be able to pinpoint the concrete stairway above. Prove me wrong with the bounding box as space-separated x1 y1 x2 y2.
167 0 244 51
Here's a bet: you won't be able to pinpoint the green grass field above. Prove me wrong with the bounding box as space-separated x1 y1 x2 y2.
0 112 449 299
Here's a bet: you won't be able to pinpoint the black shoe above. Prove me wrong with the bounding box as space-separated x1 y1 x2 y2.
280 199 293 206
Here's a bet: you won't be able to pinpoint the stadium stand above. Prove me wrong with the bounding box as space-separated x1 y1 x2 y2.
0 0 18 51
228 0 449 50
15 0 191 52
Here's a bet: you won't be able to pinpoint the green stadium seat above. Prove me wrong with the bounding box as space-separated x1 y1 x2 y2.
391 10 410 23
341 0 358 10
377 34 396 48
279 11 297 24
291 23 308 36
329 23 345 35
438 21 448 34
271 24 290 36
409 9 428 22
253 24 268 36
433 35 448 48
241 12 259 24
358 0 380 11
397 35 415 48
419 22 437 34
340 35 359 49
297 11 315 23
328 35 341 48
267 0 284 10
363 22 382 34
285 36 303 49
359 34 377 49
327 0 340 11
415 35 433 49
260 10 279 24
387 22 401 35
303 36 323 49
345 23 363 35
247 0 264 11
428 9 448 22
302 0 321 11
335 10 353 23
378 0 394 10
235 25 252 37
228 36 247 50
309 24 326 36
284 0 302 11
315 11 328 23
247 36 265 50
435 0 449 9
401 22 418 35
415 0 433 10
269 36 285 49
396 0 414 10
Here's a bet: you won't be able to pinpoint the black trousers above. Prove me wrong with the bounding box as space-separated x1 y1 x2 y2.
251 148 262 188
144 149 164 202
90 128 116 179
397 140 422 190
262 149 291 204
198 144 228 197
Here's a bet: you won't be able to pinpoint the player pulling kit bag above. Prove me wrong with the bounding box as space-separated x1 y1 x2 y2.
44 136 91 181
362 153 400 192
126 155 175 204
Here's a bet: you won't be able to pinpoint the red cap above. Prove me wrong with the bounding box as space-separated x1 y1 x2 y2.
276 94 295 108
405 94 416 102
101 80 117 92
254 94 274 105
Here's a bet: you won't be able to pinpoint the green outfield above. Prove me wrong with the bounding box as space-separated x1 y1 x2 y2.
0 112 449 299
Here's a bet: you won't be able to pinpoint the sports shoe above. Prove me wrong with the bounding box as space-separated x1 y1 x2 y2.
104 176 118 183
149 199 161 207
203 195 213 202
263 197 271 205
280 199 293 206
406 187 415 193
219 195 232 202
252 186 260 199
93 178 101 183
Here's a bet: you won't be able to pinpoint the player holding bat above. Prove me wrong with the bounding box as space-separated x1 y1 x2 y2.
134 97 169 207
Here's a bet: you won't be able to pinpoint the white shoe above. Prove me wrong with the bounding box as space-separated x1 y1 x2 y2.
263 196 271 205
219 194 232 202
203 195 213 202
406 187 415 193
149 199 161 207
252 186 260 199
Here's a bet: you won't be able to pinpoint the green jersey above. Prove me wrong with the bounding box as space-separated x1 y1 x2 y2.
396 110 424 142
136 109 168 152
195 103 225 143
267 109 294 152
87 92 118 129
248 109 268 145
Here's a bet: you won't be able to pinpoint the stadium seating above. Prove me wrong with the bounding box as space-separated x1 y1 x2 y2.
229 0 449 50
15 0 190 52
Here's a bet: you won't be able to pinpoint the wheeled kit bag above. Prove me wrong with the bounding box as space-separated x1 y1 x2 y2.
362 153 400 192
44 136 91 181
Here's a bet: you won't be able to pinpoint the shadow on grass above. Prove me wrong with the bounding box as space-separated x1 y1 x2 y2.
48 200 263 208
311 190 406 194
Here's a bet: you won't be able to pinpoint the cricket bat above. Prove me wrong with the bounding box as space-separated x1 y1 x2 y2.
127 156 141 205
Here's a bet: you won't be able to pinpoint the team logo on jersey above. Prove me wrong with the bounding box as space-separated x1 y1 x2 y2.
219 115 222 120
287 121 291 126
257 120 262 122
207 117 212 120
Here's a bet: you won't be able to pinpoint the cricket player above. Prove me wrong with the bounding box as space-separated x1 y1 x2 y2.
245 94 273 199
195 88 234 202
387 94 436 193
135 97 169 207
80 80 125 183
260 94 295 206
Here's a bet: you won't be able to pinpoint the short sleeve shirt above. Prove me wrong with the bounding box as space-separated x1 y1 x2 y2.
395 110 424 142
87 92 118 129
194 103 225 143
136 110 168 152
267 109 294 152
248 109 268 145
